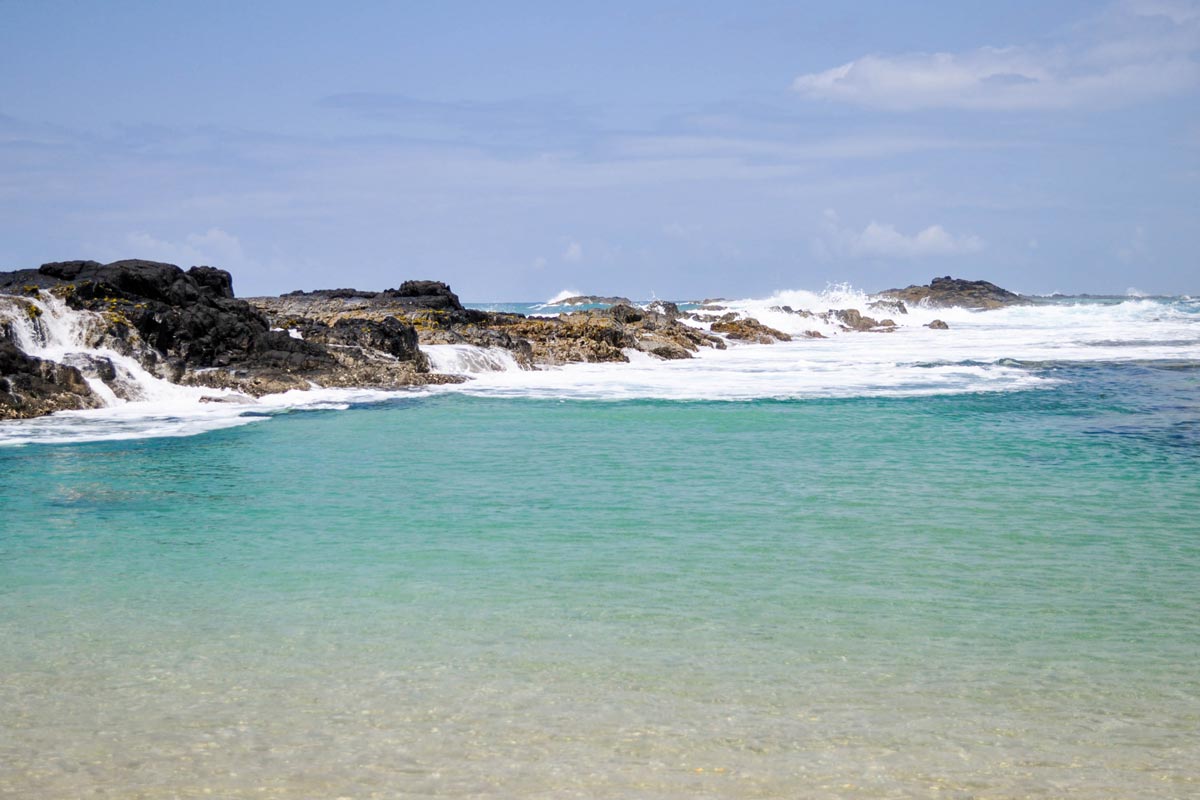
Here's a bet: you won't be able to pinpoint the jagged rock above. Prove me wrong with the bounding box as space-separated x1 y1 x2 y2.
880 276 1024 309
927 319 950 329
710 317 792 343
297 317 428 369
803 330 827 339
188 266 235 298
831 309 879 331
382 280 463 311
0 260 441 411
868 299 907 315
769 305 814 318
646 300 680 320
607 303 644 325
0 339 101 419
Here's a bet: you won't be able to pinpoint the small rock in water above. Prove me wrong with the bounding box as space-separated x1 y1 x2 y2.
926 319 950 330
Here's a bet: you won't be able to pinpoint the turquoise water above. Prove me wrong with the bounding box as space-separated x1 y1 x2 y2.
2 363 1199 797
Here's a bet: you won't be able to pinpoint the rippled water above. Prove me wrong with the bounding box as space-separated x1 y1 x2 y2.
2 359 1198 797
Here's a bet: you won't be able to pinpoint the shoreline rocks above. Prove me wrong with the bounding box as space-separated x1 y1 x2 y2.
879 276 1025 309
2 262 1023 420
0 260 453 418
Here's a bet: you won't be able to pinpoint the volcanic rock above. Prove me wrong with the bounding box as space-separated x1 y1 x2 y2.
0 338 101 419
0 260 440 404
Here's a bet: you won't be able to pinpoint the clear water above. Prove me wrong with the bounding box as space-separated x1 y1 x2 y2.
1 293 1199 797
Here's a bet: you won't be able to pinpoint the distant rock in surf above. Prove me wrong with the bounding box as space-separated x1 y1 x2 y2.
549 294 633 307
879 276 1024 309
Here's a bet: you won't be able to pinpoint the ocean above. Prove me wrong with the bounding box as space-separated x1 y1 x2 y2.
1 288 1198 798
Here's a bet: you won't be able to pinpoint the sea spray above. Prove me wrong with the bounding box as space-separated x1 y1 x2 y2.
0 291 200 405
422 344 526 374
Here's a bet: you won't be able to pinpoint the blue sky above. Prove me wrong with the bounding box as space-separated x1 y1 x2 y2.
1 1 1197 299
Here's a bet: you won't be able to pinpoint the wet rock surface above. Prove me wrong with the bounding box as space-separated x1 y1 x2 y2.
0 338 102 419
252 294 728 367
0 261 444 414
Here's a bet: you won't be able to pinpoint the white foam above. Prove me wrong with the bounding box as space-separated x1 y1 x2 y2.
425 290 1199 402
422 344 525 373
0 386 409 447
1 292 215 405
543 288 583 305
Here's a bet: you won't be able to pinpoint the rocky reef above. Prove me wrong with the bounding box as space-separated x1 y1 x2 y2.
249 293 727 365
879 276 1025 309
2 263 1023 420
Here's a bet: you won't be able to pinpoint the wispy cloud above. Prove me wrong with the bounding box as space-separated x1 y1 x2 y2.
793 1 1200 110
121 228 256 273
813 210 984 260
562 240 583 262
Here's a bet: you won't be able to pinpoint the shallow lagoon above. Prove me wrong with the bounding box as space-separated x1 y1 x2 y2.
3 366 1198 797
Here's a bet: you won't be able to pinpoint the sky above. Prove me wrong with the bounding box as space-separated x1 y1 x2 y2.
1 0 1197 300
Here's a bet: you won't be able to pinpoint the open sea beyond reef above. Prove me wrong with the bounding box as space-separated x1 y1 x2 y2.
1 291 1199 798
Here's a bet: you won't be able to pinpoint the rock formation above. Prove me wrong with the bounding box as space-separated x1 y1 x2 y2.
879 276 1025 309
0 338 102 419
251 294 728 366
2 261 1023 420
549 294 633 307
0 260 450 417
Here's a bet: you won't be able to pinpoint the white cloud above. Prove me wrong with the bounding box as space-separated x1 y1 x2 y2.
813 210 984 260
562 240 583 262
792 2 1200 110
125 228 250 269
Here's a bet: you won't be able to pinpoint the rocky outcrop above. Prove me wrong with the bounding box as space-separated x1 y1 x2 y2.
0 260 444 410
253 294 728 367
551 294 633 307
710 315 792 344
879 276 1024 309
868 299 907 316
435 302 725 365
0 338 102 419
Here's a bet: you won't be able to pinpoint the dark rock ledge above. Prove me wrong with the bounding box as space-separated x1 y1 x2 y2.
0 260 459 419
